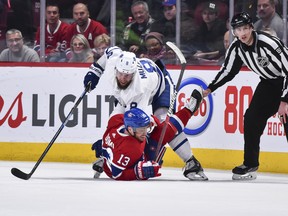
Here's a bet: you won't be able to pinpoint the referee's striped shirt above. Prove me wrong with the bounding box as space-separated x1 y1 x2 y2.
208 31 288 101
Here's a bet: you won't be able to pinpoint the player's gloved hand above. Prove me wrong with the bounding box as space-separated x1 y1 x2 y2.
134 161 161 180
91 139 103 158
84 72 99 92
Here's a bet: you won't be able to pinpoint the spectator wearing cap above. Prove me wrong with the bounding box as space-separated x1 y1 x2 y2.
192 1 227 63
140 31 176 64
150 0 177 43
150 0 198 60
121 1 154 57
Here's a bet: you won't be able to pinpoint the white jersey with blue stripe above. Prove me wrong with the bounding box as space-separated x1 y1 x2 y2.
89 46 166 115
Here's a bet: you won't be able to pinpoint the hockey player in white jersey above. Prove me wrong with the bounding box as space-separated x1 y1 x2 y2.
84 46 208 180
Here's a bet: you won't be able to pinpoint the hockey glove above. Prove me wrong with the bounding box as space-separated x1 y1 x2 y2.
134 161 161 180
91 139 103 158
84 71 99 92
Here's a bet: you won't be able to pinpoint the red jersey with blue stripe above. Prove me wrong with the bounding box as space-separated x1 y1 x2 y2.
102 114 146 180
101 108 193 180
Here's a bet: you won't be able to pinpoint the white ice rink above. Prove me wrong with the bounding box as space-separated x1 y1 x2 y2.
1 161 288 216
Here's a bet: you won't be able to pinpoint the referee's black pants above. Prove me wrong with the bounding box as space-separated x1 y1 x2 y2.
243 77 286 167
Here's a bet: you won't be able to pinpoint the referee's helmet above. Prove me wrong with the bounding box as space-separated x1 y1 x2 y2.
231 12 253 29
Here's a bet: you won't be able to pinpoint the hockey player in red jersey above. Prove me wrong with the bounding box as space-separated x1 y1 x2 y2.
91 87 203 180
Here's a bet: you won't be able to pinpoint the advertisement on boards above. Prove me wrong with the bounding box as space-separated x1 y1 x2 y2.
0 66 287 153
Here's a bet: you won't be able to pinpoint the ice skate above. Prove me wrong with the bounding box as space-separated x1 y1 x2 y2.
232 164 258 180
183 156 208 181
92 158 104 179
185 87 203 115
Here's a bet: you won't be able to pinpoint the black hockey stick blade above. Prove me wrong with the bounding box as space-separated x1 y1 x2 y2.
11 168 31 180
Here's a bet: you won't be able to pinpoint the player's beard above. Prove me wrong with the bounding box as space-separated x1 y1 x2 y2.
116 78 132 90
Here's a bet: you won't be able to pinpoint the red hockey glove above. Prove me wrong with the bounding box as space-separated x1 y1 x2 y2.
134 161 161 180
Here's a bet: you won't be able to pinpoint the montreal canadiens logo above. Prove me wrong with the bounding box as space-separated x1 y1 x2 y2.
176 77 213 135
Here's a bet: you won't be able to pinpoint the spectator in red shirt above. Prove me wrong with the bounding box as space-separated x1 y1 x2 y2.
33 3 70 62
66 3 108 49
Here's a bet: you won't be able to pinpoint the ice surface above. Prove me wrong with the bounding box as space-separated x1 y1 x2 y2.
1 161 288 216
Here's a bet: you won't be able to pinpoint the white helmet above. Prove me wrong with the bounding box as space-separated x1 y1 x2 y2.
115 51 137 74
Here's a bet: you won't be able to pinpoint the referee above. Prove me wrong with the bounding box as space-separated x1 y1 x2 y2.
203 12 288 180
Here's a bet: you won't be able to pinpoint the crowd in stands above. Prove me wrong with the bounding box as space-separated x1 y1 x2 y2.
0 0 287 65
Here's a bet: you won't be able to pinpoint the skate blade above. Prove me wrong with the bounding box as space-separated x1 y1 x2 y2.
232 172 257 180
186 171 209 181
93 171 102 179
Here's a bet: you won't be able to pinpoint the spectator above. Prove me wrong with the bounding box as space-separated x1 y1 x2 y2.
0 29 40 62
254 0 284 40
121 1 154 57
0 0 9 52
217 29 234 65
223 30 232 50
261 27 277 36
150 0 177 43
194 0 228 25
92 33 110 61
140 31 176 64
196 29 235 65
57 0 109 28
69 34 94 63
33 3 70 62
149 0 198 60
65 3 108 49
192 1 227 63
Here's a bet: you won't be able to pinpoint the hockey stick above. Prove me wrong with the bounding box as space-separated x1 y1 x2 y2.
154 41 187 163
11 83 91 180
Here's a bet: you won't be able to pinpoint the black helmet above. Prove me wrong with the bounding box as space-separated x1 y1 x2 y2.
231 12 253 29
